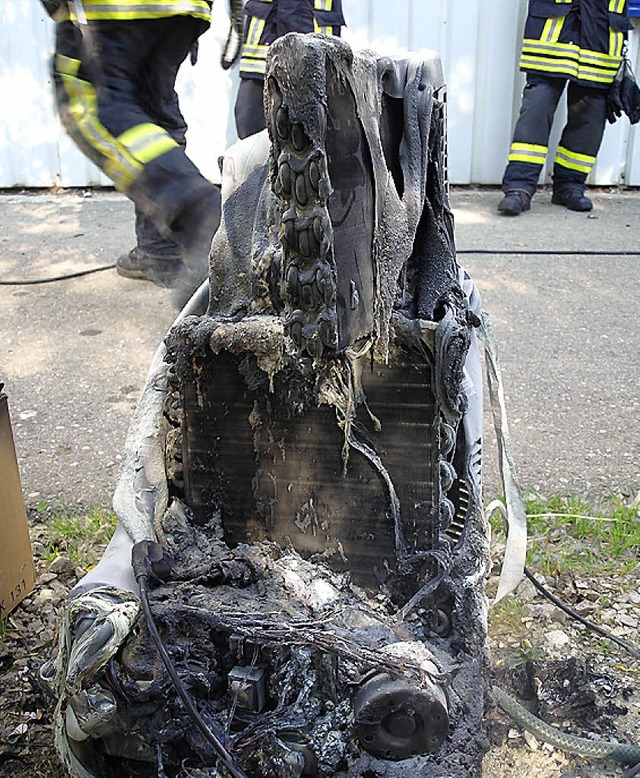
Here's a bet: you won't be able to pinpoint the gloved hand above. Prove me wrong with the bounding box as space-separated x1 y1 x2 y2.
607 57 640 125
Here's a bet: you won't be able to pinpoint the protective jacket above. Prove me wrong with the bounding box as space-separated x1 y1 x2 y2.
41 0 212 23
239 0 345 78
520 0 632 89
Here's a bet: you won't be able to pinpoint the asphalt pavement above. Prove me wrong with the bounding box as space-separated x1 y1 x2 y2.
1 186 638 514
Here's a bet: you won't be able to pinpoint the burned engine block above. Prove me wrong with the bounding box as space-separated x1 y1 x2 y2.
51 33 491 778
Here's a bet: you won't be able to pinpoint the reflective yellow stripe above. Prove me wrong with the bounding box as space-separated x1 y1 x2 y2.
509 142 548 165
313 0 335 32
609 0 625 11
522 40 580 59
520 55 579 77
542 18 565 44
580 48 622 66
57 62 142 190
609 29 624 58
117 123 178 164
576 65 620 83
246 16 266 47
241 43 269 56
239 59 267 74
554 146 595 174
241 16 268 72
56 53 81 77
71 0 211 20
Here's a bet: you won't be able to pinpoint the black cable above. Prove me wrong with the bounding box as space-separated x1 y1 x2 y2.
136 570 248 778
0 263 116 285
2 249 637 287
523 566 640 660
457 249 640 256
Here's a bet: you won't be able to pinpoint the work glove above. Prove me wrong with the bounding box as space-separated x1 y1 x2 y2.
607 55 640 125
221 0 245 69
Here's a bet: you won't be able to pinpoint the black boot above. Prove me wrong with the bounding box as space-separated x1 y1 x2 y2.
116 247 183 288
551 188 592 212
497 190 531 216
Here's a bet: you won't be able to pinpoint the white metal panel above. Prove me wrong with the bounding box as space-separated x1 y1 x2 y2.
471 0 527 185
623 21 640 185
1 0 639 188
440 0 481 184
1 1 59 187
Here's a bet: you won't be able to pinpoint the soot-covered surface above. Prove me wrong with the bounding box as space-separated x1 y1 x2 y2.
50 33 490 778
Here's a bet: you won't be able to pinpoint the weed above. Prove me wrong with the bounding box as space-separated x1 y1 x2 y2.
36 503 117 570
505 639 544 669
489 492 639 577
490 595 527 635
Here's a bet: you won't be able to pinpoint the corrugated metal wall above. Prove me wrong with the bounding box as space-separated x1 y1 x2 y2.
1 0 639 187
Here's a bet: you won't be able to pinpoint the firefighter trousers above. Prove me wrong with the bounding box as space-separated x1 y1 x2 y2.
502 74 608 197
53 17 220 258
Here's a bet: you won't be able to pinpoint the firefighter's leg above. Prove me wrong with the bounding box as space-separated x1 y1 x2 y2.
118 30 191 275
499 75 565 214
116 209 185 287
551 83 607 211
235 76 267 139
92 17 220 302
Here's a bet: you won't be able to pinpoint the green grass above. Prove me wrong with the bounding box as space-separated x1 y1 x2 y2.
491 595 527 632
505 639 545 669
490 491 640 577
37 503 118 570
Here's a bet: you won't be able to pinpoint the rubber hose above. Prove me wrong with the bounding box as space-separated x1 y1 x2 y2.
492 686 640 764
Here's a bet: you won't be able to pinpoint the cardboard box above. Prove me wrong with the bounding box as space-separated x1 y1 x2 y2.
0 385 35 616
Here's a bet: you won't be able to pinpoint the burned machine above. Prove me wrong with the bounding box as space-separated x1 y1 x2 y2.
50 34 491 778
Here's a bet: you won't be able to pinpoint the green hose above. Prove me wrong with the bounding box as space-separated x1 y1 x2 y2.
492 686 640 765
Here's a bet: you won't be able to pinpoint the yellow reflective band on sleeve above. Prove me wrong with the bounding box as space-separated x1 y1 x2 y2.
508 142 548 165
117 123 179 164
609 29 624 58
609 0 625 11
554 146 595 174
242 42 269 57
239 58 267 74
313 0 336 33
246 16 266 47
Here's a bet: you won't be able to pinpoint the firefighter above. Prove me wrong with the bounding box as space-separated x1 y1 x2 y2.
499 0 633 215
234 0 346 139
41 0 221 299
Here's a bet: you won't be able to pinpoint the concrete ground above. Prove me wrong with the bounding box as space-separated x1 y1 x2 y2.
0 186 638 514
